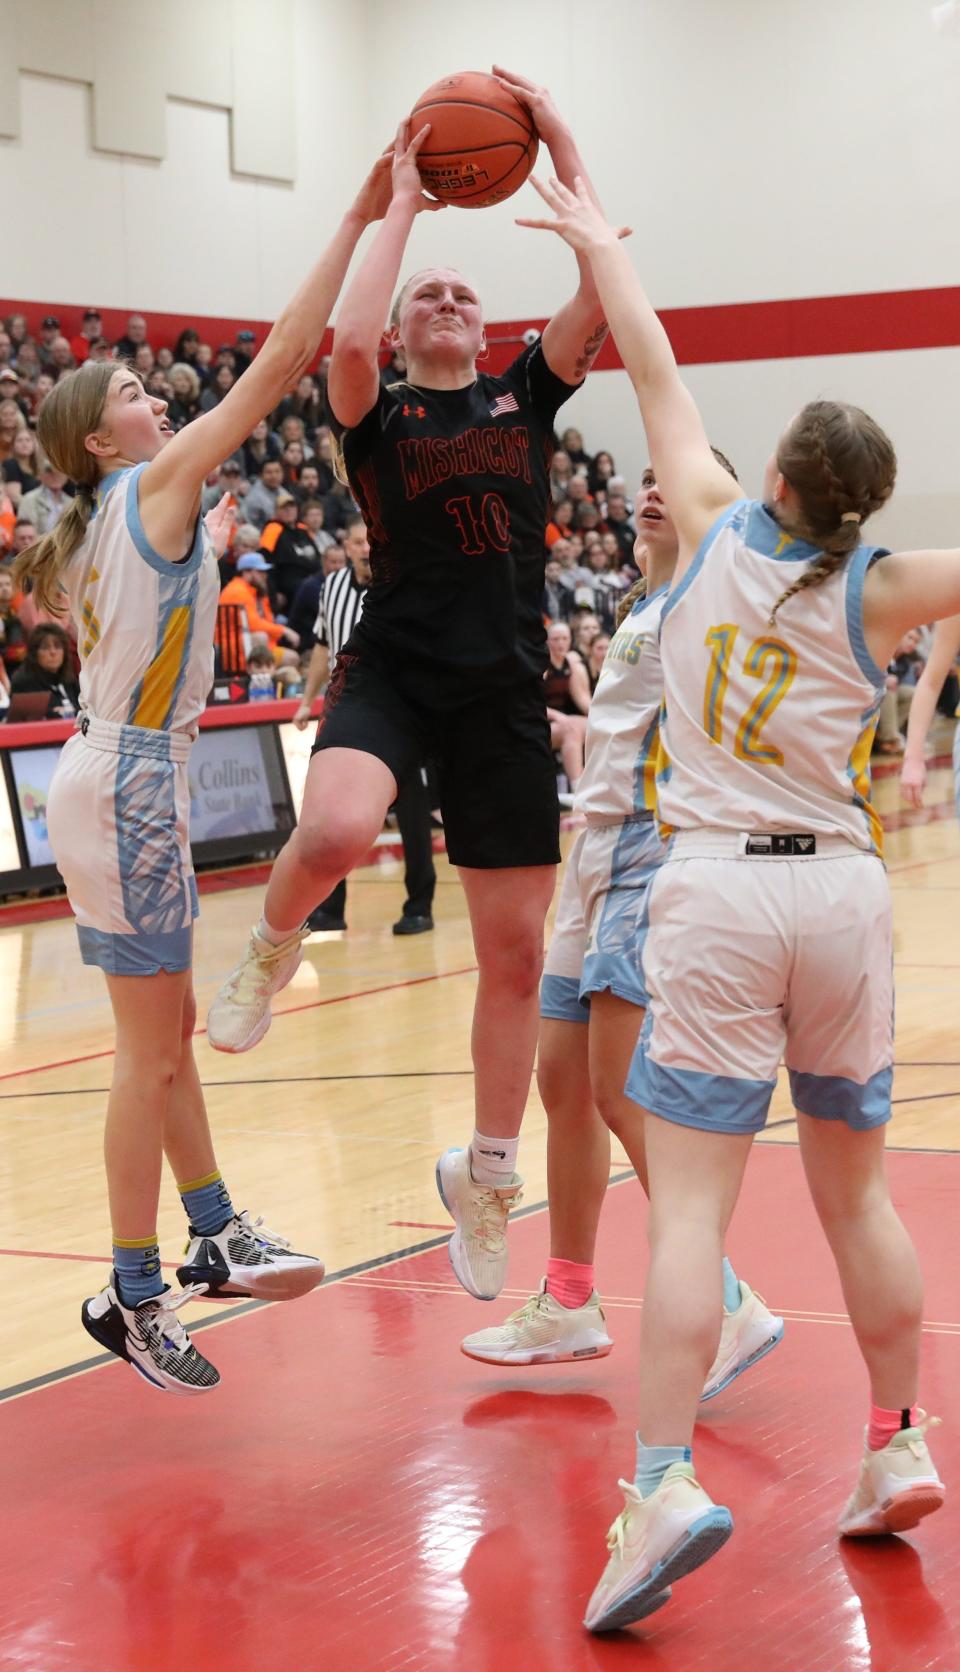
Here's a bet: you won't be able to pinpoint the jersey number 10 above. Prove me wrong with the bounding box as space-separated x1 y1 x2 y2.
703 624 798 766
445 492 511 556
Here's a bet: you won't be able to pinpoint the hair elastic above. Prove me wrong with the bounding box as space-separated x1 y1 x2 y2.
841 511 862 524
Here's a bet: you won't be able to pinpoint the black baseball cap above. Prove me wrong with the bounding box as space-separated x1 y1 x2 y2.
42 315 60 329
82 308 101 321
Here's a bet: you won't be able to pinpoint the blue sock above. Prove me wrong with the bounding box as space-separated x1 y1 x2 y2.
634 1435 692 1498
113 1236 164 1308
178 1170 235 1236
722 1256 742 1313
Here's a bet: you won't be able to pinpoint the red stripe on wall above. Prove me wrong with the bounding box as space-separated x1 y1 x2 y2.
4 285 960 373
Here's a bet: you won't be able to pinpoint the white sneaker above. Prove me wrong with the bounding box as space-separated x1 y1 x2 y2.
436 1146 523 1301
81 1278 220 1396
700 1280 784 1402
206 925 307 1053
584 1463 733 1633
461 1278 613 1365
177 1210 325 1301
839 1416 945 1537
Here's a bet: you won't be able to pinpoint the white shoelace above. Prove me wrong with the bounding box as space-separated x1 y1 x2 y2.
468 1187 519 1254
224 935 291 1005
236 1210 292 1251
137 1283 208 1354
607 1481 643 1557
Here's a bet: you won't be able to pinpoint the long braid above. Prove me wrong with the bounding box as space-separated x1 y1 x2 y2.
769 403 896 624
616 576 647 626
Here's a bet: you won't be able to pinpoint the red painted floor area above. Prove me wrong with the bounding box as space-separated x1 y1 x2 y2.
2 1145 958 1672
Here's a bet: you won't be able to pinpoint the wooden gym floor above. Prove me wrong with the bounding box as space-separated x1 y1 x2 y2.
1 750 958 1668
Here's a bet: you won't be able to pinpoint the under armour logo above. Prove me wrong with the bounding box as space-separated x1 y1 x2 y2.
403 403 426 419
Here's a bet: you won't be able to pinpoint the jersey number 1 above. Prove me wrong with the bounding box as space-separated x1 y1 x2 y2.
703 624 797 765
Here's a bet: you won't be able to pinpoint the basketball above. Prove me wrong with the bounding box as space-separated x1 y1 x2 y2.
409 71 539 209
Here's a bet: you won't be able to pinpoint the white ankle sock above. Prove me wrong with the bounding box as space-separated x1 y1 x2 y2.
470 1131 520 1186
257 916 297 947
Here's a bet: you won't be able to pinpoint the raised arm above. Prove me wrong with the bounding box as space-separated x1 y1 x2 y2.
517 175 740 565
494 68 616 386
864 551 960 676
139 153 397 560
899 614 960 807
327 123 443 429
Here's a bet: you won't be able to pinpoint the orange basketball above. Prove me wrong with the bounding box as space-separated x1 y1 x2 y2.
409 71 539 210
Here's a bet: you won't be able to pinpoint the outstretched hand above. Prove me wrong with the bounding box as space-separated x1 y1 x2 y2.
390 119 446 214
491 65 563 141
204 491 236 558
516 175 629 253
351 150 395 225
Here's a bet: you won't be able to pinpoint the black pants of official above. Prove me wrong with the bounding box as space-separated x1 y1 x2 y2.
318 765 436 923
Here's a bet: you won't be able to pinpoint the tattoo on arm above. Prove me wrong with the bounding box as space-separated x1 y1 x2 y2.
573 320 610 379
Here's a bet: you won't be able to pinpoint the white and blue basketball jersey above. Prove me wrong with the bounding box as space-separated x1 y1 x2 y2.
656 499 887 852
575 586 667 824
62 463 219 735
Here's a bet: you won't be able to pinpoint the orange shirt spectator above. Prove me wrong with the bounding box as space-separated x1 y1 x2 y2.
219 554 285 645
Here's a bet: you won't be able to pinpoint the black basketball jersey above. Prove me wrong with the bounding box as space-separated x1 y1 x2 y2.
328 339 580 695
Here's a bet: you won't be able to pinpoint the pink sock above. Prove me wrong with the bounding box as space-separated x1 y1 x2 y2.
867 1403 919 1451
545 1257 594 1310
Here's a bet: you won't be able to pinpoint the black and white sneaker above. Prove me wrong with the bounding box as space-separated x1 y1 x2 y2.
81 1277 220 1396
177 1211 325 1302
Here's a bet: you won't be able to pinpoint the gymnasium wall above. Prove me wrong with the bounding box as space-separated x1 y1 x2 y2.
2 0 959 540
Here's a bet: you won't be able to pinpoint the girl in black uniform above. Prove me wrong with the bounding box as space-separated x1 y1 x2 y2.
208 69 614 1305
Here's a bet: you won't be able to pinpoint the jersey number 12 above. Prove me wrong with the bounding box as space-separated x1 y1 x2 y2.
703 624 797 765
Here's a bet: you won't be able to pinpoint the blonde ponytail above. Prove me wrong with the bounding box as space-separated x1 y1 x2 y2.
12 361 121 615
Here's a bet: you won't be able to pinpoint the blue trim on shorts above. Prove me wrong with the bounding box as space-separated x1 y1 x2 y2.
787 1065 892 1129
627 1045 775 1134
77 923 193 976
540 973 589 1024
580 952 648 1010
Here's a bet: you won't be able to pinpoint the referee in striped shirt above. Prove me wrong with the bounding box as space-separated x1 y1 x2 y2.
293 516 436 935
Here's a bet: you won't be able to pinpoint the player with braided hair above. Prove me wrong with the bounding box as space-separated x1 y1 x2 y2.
520 173 955 1633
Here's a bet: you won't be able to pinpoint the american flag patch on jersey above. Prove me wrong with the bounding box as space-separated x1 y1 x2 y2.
489 392 519 417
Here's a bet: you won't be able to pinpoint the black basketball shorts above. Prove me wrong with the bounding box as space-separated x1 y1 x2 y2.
312 647 560 870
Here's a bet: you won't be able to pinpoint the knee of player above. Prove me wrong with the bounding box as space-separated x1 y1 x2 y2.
296 815 371 877
487 936 544 999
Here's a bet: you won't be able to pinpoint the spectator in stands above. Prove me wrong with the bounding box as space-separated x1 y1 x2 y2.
156 346 174 372
567 472 593 509
571 610 602 658
219 551 300 662
874 629 925 756
0 368 27 417
281 439 304 487
543 619 590 802
0 567 26 676
0 478 17 553
546 498 575 546
543 556 571 622
603 473 634 516
8 622 79 717
585 632 610 694
313 428 337 492
85 338 113 364
243 457 285 531
133 344 155 381
302 497 337 556
36 317 63 371
167 363 203 429
194 342 214 382
602 492 636 563
222 521 260 586
232 329 257 375
295 461 323 506
574 500 601 540
0 398 25 467
49 337 77 378
583 543 628 630
550 448 573 496
4 315 30 360
321 474 358 535
0 330 12 369
277 413 313 458
201 460 246 518
322 543 346 576
2 427 40 505
11 517 38 556
69 310 103 365
244 417 281 479
274 374 324 435
200 363 235 412
174 327 201 366
260 491 321 611
561 426 591 470
113 313 149 360
19 458 72 535
588 448 615 495
14 340 41 383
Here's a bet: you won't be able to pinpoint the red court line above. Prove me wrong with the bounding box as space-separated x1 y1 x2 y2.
0 1247 178 1268
388 1221 451 1231
0 964 479 1085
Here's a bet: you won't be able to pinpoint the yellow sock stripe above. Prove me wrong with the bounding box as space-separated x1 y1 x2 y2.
112 1233 160 1249
178 1169 223 1194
